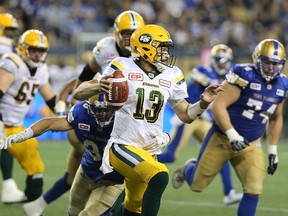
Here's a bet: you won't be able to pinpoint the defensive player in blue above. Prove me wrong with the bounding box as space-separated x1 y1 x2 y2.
159 44 242 205
1 94 125 215
172 39 288 216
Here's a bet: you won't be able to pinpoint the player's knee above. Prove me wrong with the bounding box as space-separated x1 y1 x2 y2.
245 183 263 196
148 172 169 193
190 187 204 193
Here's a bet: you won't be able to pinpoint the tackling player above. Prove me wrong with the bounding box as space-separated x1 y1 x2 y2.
73 24 223 216
21 10 145 215
0 94 128 216
159 44 242 205
172 39 288 216
0 29 56 203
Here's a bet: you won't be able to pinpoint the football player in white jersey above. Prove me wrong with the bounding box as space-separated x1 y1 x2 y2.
73 24 223 216
21 10 145 216
0 12 25 204
0 13 19 57
0 29 56 204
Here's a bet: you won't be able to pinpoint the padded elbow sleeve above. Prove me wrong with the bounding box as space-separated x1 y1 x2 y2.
78 64 95 82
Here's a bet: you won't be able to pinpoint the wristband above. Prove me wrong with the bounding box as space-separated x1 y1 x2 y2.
20 128 34 141
55 100 66 113
187 101 205 120
225 128 241 141
268 145 277 154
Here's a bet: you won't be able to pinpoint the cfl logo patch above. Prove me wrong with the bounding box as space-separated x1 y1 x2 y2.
78 123 90 131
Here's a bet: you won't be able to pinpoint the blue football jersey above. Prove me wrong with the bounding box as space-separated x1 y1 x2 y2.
66 101 123 183
214 63 288 141
187 65 225 120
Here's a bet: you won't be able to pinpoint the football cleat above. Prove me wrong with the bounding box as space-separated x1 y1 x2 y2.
1 178 27 204
172 158 197 189
223 189 243 206
23 196 47 216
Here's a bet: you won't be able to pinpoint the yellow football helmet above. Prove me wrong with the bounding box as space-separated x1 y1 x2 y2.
252 39 286 82
114 10 145 52
130 24 176 72
17 29 49 68
210 44 233 76
0 13 18 38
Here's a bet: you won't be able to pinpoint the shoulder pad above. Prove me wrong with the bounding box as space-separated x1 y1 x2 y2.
67 105 75 123
190 67 210 86
226 70 249 88
175 72 185 86
110 58 126 71
2 53 21 68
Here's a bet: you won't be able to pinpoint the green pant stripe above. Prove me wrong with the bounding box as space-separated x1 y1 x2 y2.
112 144 144 168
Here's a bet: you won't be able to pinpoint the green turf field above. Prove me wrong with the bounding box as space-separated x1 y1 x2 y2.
0 139 288 216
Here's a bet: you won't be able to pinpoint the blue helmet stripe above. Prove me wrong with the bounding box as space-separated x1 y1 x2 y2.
273 41 278 56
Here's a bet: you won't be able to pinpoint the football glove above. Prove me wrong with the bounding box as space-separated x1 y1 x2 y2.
0 128 34 149
225 128 249 152
267 145 278 175
54 100 67 116
144 132 171 153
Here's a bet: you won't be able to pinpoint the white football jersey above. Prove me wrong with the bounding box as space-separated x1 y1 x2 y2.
0 36 14 55
103 57 188 150
92 36 119 72
0 53 49 126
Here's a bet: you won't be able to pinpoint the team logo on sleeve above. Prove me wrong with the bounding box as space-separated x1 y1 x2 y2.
250 83 261 91
78 123 90 131
276 89 284 96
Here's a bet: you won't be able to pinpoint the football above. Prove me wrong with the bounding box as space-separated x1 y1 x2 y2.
107 70 129 110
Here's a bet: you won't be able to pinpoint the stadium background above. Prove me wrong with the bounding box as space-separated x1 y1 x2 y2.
2 0 287 140
1 1 288 215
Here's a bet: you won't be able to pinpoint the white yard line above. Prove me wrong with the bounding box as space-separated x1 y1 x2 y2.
162 199 288 213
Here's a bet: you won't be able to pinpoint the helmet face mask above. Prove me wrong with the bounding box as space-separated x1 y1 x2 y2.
210 44 233 76
114 10 145 53
88 94 114 128
17 29 49 68
252 39 286 82
131 25 176 72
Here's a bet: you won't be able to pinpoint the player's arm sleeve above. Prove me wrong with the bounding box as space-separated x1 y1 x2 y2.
78 63 96 82
45 95 56 112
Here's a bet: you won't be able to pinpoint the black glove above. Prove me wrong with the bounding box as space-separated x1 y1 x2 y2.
225 128 249 152
230 139 249 152
267 154 278 175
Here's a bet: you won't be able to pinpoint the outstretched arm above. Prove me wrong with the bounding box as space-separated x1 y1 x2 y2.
0 117 72 149
173 83 223 123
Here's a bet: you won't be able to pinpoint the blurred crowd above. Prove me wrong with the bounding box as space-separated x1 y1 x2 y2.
1 0 288 55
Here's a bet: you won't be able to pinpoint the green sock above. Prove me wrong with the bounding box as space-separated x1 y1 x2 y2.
111 191 125 216
141 172 169 216
1 150 14 180
25 175 43 201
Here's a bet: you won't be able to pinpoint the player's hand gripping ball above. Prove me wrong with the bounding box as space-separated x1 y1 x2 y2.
107 70 129 110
